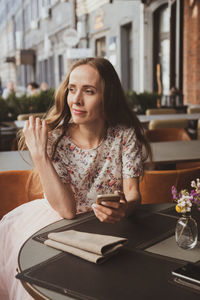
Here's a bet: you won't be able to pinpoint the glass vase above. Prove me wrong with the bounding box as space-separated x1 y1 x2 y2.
175 214 198 250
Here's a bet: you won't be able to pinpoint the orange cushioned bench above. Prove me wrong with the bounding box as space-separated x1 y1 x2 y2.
0 170 43 220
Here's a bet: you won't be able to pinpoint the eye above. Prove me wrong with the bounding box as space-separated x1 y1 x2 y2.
85 89 94 95
68 86 76 93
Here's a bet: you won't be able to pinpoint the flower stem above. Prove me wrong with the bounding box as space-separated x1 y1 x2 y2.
177 215 188 241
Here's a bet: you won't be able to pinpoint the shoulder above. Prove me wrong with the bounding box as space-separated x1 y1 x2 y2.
48 127 63 142
107 125 136 141
47 127 65 157
47 127 65 152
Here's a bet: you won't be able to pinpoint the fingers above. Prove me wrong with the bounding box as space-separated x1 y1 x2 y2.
92 189 128 223
99 190 127 210
36 116 42 128
92 202 126 223
42 119 47 135
101 200 121 209
29 115 35 128
23 116 36 132
22 116 48 158
92 204 121 223
23 120 29 132
114 190 126 202
23 116 46 132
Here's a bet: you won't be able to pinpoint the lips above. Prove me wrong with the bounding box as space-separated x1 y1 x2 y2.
72 108 86 115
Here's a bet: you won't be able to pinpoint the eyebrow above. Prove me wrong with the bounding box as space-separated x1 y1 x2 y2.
68 84 97 90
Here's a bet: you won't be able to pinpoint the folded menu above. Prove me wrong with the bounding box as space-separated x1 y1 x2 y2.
44 230 128 264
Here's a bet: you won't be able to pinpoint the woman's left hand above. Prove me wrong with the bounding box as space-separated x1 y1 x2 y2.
92 191 128 223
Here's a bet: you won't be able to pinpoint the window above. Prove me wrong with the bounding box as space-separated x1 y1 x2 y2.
58 54 64 82
95 37 106 57
38 58 54 87
26 65 32 85
38 61 43 84
31 0 39 20
17 65 27 87
44 59 48 83
153 4 170 96
24 3 31 30
42 0 51 7
48 56 55 87
170 0 183 93
120 22 133 91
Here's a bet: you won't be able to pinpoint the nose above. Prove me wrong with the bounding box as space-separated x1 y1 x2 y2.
72 90 83 106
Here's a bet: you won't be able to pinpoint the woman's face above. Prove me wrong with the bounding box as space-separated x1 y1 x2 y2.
67 64 104 126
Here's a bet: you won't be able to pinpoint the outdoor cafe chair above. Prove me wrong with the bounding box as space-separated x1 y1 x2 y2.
187 107 200 114
149 119 189 130
0 170 43 220
176 161 200 170
139 166 200 204
145 128 191 143
146 108 177 115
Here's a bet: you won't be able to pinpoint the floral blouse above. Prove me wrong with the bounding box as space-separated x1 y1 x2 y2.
47 125 143 214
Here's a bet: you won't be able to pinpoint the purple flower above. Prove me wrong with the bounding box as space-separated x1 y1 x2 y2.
171 178 200 212
171 186 177 200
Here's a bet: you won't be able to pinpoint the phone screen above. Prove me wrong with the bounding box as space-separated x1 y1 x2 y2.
172 263 200 285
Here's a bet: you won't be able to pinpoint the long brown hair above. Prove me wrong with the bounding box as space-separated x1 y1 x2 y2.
19 57 151 162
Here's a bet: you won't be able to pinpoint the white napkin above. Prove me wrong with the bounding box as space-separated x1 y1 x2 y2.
44 230 128 264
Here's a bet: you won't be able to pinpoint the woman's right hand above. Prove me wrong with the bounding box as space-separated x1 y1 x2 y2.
23 116 48 162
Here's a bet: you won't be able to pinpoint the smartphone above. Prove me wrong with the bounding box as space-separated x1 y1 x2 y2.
96 194 120 205
172 263 200 285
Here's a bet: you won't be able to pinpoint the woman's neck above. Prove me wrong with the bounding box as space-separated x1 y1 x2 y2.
69 122 106 150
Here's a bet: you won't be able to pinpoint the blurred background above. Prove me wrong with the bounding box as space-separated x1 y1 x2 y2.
0 0 200 150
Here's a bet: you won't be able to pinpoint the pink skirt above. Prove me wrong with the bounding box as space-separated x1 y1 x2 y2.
0 199 62 300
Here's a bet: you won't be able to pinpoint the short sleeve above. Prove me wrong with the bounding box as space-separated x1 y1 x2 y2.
122 127 143 178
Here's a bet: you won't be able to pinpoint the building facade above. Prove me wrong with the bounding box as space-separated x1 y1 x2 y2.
77 0 144 92
0 0 144 93
0 0 199 105
142 0 200 105
0 0 76 90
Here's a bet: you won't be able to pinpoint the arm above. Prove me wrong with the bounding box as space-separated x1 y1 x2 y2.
123 177 141 215
92 177 141 223
92 127 143 223
23 116 76 219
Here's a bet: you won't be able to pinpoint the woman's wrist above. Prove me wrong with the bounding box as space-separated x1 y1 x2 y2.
32 152 50 169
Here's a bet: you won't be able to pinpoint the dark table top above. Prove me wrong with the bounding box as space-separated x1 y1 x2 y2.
17 203 200 300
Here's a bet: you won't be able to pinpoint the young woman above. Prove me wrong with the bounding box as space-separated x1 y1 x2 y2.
0 57 151 299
